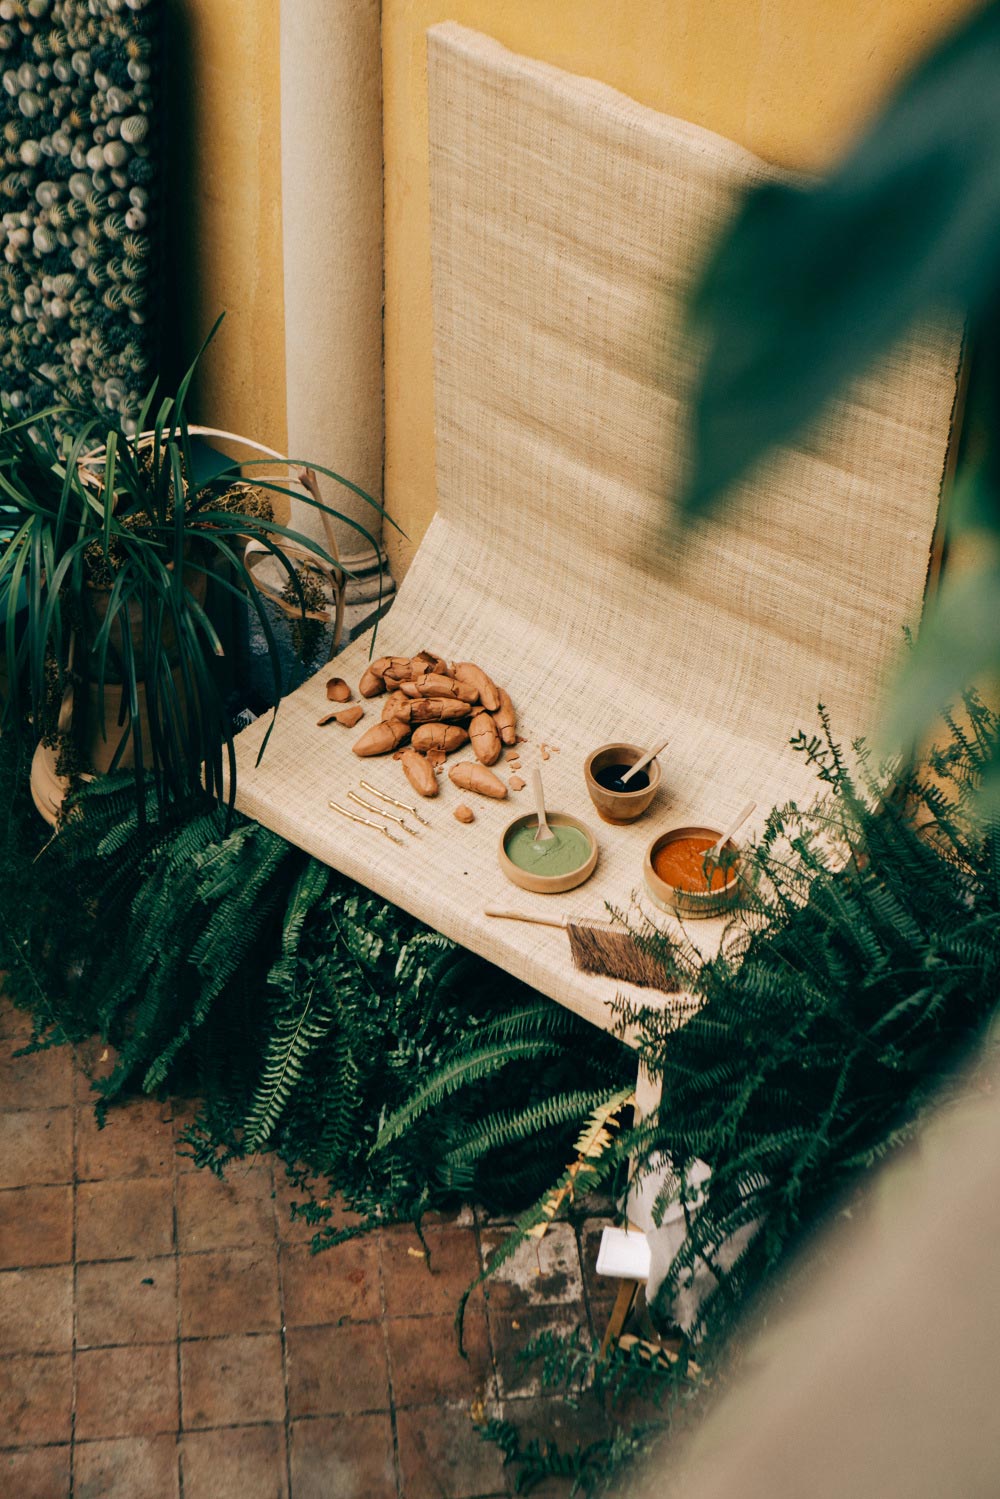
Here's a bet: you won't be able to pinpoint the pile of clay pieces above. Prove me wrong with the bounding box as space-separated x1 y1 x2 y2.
318 649 557 824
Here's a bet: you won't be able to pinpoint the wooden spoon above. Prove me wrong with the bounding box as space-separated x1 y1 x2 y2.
615 737 669 790
531 768 556 842
707 800 756 858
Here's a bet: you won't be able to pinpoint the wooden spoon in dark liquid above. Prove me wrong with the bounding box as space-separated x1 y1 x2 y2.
595 762 651 793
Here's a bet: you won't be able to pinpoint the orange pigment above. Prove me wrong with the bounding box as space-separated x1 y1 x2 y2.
652 835 737 894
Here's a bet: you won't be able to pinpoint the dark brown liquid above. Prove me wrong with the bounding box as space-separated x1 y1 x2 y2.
595 762 650 793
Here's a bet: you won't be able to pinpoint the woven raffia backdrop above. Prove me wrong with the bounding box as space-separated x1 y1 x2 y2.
0 0 157 427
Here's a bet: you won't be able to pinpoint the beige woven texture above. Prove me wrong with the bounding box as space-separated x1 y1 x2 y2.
234 24 961 1039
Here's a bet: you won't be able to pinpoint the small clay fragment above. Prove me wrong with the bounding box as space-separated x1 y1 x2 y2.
401 748 439 798
509 775 525 791
317 712 339 727
335 704 364 727
540 746 550 761
399 682 422 698
358 655 410 698
426 748 447 769
326 677 351 703
507 756 521 769
411 650 450 675
454 804 475 824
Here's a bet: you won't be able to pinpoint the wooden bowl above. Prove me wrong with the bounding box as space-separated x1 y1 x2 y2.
498 811 599 894
644 825 742 919
584 743 662 824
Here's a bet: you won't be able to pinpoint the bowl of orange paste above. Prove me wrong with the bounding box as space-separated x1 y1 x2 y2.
643 825 742 919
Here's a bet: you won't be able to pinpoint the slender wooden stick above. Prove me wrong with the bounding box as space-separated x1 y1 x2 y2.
484 908 566 929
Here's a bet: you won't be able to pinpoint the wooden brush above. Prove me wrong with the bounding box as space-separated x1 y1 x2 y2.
484 908 674 991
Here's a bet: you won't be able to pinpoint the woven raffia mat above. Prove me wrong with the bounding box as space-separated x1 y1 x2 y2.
233 25 962 1042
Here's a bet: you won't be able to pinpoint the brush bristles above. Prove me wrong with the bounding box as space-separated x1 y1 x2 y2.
566 921 675 991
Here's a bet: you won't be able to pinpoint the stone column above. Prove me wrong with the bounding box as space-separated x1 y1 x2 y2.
279 0 390 606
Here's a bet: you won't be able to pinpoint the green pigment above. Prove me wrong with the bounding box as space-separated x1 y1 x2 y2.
504 822 592 876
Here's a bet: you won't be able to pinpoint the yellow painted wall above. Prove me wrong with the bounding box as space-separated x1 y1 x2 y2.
164 0 287 463
381 0 982 581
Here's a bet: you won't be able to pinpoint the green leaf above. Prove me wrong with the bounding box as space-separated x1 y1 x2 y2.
682 1 1000 518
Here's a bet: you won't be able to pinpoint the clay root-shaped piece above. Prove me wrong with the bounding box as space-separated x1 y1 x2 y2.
393 697 471 725
469 709 502 766
335 704 364 727
448 762 507 799
352 719 411 756
401 748 439 798
452 662 501 712
358 655 410 698
411 723 469 754
491 687 517 745
411 673 478 704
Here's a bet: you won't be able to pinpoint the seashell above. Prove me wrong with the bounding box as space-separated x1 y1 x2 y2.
52 58 71 82
2 118 21 144
16 62 37 90
68 171 89 200
37 61 51 81
120 113 146 146
93 70 108 92
128 184 147 209
124 206 145 231
0 25 13 50
18 91 41 119
106 86 128 114
105 116 120 138
50 271 73 296
69 143 86 169
127 59 150 83
102 140 126 169
22 280 38 303
70 244 86 269
32 223 55 254
27 0 48 17
34 178 56 206
127 308 145 325
2 69 17 96
50 295 67 318
51 131 71 156
91 170 109 193
92 125 106 147
85 144 103 172
70 51 89 77
108 169 127 190
18 139 40 167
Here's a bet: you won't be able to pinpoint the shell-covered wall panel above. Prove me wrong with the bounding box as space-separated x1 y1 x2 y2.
0 0 157 431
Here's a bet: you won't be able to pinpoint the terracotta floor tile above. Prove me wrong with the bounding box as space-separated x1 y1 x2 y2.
281 1237 381 1327
180 1333 285 1430
479 1223 583 1313
76 1096 175 1181
395 1403 508 1499
76 1257 178 1348
488 1303 585 1400
181 1423 288 1499
0 1264 73 1353
0 1108 73 1189
0 1185 73 1269
381 1224 483 1319
0 998 34 1042
286 1321 390 1418
75 1343 180 1440
175 1162 275 1252
166 1095 203 1170
76 1177 175 1262
0 1041 74 1112
74 1435 180 1499
387 1310 493 1408
179 1247 281 1338
495 1394 614 1497
291 1413 396 1499
0 1352 72 1445
0 1443 71 1499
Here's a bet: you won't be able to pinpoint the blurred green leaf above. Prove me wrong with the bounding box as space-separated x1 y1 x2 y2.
683 0 1000 518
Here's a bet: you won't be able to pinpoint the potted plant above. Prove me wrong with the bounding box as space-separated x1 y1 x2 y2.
0 349 384 825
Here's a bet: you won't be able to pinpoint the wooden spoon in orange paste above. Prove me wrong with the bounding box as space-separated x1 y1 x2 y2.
652 835 738 894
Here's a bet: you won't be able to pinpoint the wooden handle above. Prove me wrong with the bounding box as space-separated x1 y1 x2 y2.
484 908 566 929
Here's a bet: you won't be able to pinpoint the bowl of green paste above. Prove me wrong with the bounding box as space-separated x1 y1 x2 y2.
498 810 599 894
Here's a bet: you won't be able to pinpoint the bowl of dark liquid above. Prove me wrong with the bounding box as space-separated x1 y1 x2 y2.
584 742 662 824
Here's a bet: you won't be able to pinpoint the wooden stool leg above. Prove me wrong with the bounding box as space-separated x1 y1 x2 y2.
600 1277 640 1356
